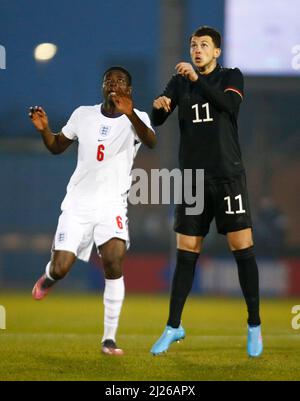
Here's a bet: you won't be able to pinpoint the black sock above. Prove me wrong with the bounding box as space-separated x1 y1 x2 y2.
167 249 199 328
233 246 261 326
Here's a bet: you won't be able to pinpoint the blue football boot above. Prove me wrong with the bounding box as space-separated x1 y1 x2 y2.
247 325 263 357
150 325 185 355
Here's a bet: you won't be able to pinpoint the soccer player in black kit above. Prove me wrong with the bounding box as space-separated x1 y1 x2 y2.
150 26 263 357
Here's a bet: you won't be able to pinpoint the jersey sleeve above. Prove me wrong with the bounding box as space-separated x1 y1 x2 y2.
194 67 243 114
223 68 244 100
61 107 81 140
151 74 179 126
161 74 179 103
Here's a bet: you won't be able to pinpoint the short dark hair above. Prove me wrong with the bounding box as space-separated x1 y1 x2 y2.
103 66 132 85
189 26 221 48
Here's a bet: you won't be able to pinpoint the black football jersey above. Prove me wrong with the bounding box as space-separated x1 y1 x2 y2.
151 64 245 179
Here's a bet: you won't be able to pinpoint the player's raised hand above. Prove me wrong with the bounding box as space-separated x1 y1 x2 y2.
28 106 50 133
153 96 171 112
175 62 198 82
110 88 133 116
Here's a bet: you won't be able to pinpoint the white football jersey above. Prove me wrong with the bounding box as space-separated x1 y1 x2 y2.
60 104 154 212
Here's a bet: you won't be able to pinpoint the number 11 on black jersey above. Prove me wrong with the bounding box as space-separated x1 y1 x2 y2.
192 103 213 123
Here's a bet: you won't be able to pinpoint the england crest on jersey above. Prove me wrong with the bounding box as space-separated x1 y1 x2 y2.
57 232 67 243
98 124 112 141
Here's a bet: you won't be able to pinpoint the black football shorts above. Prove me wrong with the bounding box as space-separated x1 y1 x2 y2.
174 173 252 237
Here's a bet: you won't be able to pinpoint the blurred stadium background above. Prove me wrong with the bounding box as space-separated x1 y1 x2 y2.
1 0 300 299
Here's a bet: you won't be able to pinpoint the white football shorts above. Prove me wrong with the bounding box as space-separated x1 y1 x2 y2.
53 203 129 262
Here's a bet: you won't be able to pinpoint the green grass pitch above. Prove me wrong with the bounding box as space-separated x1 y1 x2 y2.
1 293 300 381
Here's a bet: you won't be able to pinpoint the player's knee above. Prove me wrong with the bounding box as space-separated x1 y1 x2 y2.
179 244 202 253
228 237 253 251
102 255 123 279
51 260 71 279
177 236 202 253
227 229 253 251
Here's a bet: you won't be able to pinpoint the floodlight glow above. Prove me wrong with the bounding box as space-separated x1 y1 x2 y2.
34 43 57 62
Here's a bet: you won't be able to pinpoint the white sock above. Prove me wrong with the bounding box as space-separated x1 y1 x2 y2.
102 276 125 343
45 261 56 281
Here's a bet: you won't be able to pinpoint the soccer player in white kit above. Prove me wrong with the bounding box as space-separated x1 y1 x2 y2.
29 66 156 355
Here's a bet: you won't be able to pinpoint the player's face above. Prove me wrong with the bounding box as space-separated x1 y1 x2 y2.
190 35 221 70
102 70 130 101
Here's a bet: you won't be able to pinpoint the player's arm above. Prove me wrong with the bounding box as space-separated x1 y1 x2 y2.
29 106 73 154
176 63 243 114
111 90 157 149
126 111 156 148
194 71 243 113
151 75 178 126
